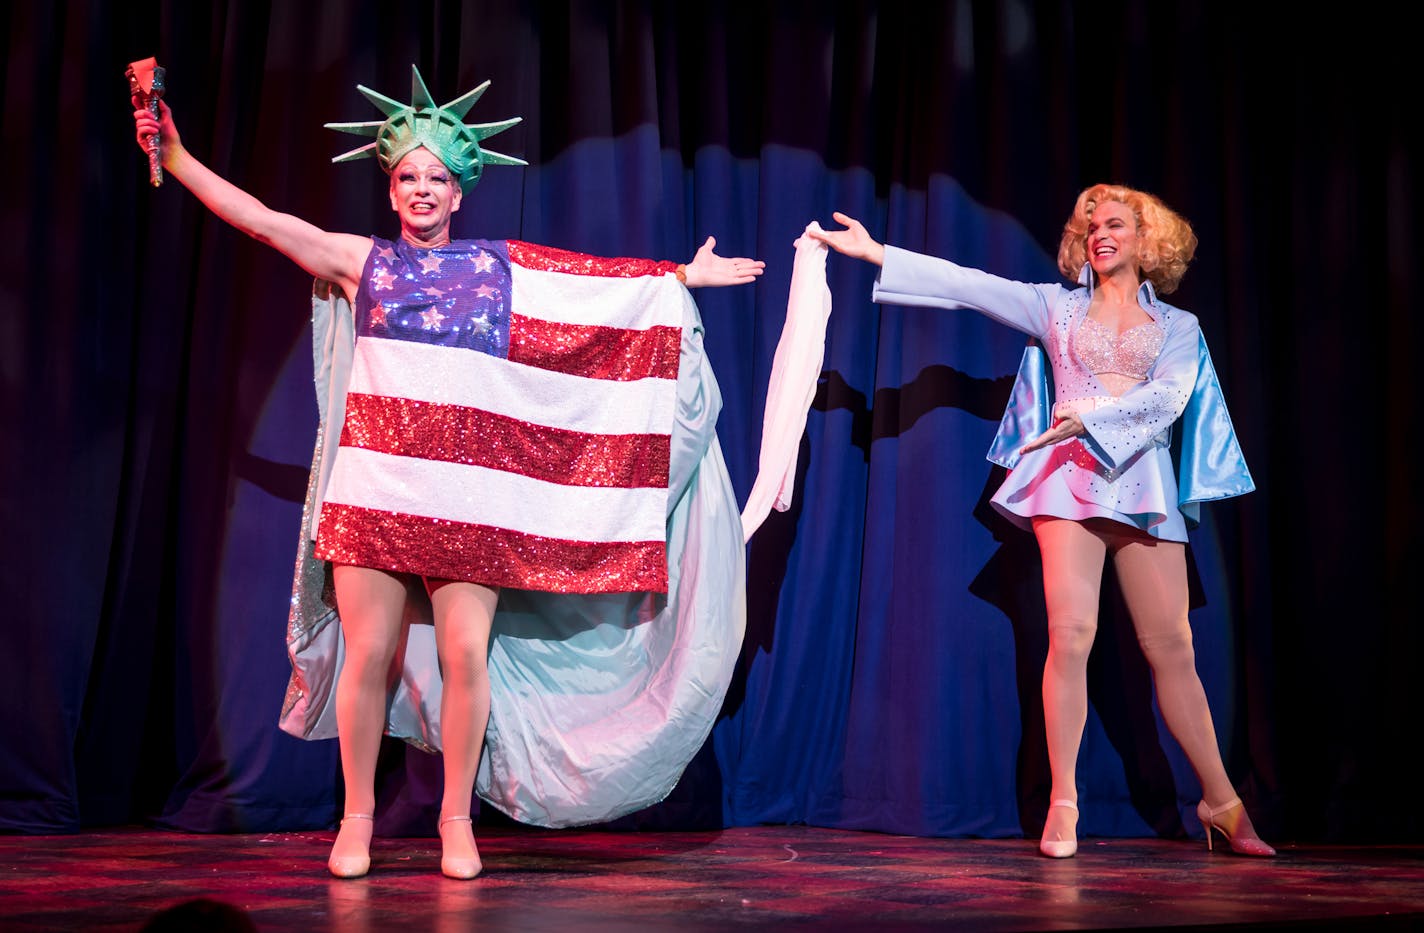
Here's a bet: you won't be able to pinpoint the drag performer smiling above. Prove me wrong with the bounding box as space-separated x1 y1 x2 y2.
134 66 762 879
811 186 1273 860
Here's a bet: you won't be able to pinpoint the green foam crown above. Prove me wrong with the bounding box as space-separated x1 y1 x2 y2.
326 65 525 191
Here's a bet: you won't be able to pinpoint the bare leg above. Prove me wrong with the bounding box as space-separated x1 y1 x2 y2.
428 578 498 879
329 564 409 876
1033 517 1108 856
1110 528 1272 854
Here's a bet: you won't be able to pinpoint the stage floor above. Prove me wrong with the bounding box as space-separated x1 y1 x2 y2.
1 826 1421 931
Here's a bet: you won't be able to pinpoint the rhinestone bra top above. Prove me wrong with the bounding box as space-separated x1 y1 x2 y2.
1073 316 1165 383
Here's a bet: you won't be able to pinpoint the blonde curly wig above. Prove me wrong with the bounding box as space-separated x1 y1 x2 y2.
1057 184 1197 294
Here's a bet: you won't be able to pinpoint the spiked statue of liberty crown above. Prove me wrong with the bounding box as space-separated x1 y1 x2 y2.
326 65 525 191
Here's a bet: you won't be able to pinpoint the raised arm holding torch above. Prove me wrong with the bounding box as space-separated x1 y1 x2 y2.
127 63 764 881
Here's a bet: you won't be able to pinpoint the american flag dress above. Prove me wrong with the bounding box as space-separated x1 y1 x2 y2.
281 238 745 827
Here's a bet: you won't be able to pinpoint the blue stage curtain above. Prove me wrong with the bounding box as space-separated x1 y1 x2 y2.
1 1 1416 843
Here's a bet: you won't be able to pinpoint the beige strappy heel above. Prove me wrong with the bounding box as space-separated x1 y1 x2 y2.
438 814 483 879
328 813 374 878
1197 797 1276 857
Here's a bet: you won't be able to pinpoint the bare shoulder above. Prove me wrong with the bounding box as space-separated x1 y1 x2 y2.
335 231 374 274
324 233 373 300
332 232 374 264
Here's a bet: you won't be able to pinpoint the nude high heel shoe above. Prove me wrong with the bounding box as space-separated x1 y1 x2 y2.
1039 799 1079 858
1197 797 1276 857
438 814 483 879
328 813 374 878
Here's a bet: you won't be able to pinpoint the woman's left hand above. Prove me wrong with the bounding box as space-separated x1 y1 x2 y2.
1020 412 1086 454
681 236 765 288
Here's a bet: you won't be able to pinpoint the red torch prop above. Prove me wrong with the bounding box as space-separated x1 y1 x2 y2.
126 57 166 187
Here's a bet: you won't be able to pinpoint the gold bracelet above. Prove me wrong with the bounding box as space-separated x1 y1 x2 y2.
675 264 687 283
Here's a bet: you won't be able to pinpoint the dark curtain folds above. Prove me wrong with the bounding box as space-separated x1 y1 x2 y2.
1 1 1415 842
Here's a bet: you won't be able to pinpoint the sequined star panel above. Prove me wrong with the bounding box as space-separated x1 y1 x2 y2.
316 237 688 593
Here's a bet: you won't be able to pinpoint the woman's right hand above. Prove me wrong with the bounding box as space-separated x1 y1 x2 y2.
133 98 181 166
1019 411 1086 455
806 212 885 266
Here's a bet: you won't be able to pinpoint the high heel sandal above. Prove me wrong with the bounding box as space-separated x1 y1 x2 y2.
1196 797 1276 857
328 813 374 878
1039 799 1079 859
438 814 483 879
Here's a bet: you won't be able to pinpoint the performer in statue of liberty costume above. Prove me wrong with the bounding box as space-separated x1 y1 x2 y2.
134 66 762 879
812 186 1274 860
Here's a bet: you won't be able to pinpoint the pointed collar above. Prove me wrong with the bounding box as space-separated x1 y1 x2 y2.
1077 263 1159 310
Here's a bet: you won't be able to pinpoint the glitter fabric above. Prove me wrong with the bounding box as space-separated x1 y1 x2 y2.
340 391 671 488
508 315 682 381
1073 317 1164 382
315 236 684 591
359 238 514 353
318 501 668 593
508 240 681 278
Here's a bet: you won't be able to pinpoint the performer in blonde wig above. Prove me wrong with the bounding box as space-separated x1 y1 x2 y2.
134 66 762 879
811 184 1273 858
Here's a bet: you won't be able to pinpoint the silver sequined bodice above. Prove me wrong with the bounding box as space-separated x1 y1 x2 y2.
1073 317 1165 383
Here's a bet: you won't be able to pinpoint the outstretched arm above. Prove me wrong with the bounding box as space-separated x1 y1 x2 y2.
134 100 370 300
805 212 885 266
680 236 765 288
818 210 1057 339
